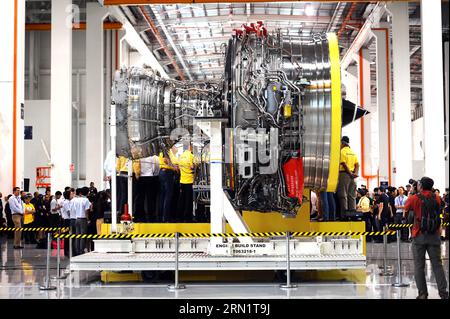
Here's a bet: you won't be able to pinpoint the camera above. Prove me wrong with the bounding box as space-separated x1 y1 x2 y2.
408 178 418 194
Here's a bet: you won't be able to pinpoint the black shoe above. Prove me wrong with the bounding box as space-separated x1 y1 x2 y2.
416 294 428 299
440 292 449 299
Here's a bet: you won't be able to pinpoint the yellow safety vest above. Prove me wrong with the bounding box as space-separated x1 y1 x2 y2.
179 150 195 184
23 203 35 224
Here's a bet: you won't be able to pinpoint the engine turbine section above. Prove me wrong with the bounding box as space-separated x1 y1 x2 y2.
224 22 341 215
112 66 222 159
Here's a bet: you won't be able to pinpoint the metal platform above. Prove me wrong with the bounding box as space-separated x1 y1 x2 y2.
70 252 366 271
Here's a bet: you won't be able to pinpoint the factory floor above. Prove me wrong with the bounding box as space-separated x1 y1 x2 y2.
0 235 448 299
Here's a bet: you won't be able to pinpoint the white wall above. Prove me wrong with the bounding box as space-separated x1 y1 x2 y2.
24 100 50 193
25 31 92 186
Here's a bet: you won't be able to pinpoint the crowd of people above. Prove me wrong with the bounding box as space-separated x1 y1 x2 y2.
310 135 449 299
1 134 448 299
311 136 449 243
0 141 199 257
0 183 110 256
312 183 449 241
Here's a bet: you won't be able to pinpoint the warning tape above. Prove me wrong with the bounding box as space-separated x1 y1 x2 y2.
53 231 396 239
388 222 449 228
54 233 175 239
0 227 69 232
181 232 286 238
292 231 395 237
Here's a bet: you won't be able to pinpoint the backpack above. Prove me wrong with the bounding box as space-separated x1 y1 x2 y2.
417 194 441 234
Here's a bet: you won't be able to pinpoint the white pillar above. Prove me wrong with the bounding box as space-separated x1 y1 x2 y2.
50 0 72 193
373 28 392 185
28 31 35 100
444 41 449 189
209 121 225 235
421 0 446 191
0 0 25 193
389 2 413 187
105 30 112 164
86 2 108 190
110 102 117 233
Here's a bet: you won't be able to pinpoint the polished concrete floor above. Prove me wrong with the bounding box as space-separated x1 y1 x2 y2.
0 235 448 299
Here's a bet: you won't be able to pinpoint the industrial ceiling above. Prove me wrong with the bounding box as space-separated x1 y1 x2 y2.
25 0 449 115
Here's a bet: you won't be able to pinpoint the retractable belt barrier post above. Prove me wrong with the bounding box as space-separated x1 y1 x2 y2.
168 232 185 291
392 229 409 287
39 233 57 291
379 226 394 277
52 237 67 280
65 228 73 277
69 228 73 258
280 231 297 290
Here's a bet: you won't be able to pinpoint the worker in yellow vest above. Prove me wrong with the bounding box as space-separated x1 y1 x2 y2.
337 136 360 217
158 146 179 222
23 194 36 244
177 143 196 222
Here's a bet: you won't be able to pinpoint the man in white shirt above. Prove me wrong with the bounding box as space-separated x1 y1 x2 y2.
73 187 92 255
50 191 64 228
136 155 160 222
61 190 72 257
8 187 24 249
68 189 77 256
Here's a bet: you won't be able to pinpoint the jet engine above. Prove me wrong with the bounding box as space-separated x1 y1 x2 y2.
111 22 344 216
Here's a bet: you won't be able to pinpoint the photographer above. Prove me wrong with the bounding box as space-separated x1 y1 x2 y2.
408 179 419 196
404 177 448 299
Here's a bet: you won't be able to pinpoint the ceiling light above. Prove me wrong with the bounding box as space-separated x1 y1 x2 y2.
305 5 315 17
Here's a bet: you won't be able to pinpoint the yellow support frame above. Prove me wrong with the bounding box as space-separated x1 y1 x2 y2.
326 32 342 193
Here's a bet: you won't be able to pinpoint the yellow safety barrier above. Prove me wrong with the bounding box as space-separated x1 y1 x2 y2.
53 230 396 239
388 222 449 228
0 227 69 232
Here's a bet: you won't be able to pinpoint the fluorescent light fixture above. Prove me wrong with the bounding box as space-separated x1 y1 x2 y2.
305 5 315 17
